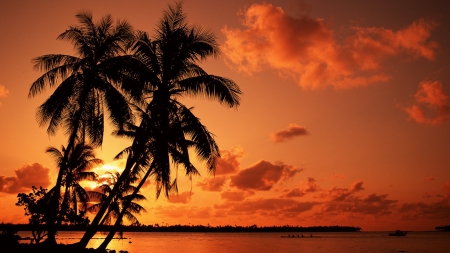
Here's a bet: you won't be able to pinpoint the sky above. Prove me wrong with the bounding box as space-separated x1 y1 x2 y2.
0 0 449 231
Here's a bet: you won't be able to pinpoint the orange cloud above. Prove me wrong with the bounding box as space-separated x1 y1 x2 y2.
0 83 9 106
154 206 212 219
167 191 194 204
220 190 255 202
230 160 303 191
196 176 227 191
271 124 309 143
405 80 450 125
216 145 246 175
0 84 8 97
331 174 347 180
0 163 51 193
282 177 320 198
222 3 438 89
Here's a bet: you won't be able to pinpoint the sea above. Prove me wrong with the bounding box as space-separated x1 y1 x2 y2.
17 231 450 253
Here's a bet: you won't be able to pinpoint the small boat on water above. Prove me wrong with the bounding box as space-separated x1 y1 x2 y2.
389 230 407 236
280 234 313 238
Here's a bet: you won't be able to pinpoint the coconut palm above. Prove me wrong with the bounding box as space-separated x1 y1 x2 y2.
29 11 141 243
87 172 146 227
89 2 242 249
46 141 101 223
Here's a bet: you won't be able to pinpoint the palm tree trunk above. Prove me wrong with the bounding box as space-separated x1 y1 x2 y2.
97 162 153 251
45 130 78 245
58 185 71 226
78 156 137 247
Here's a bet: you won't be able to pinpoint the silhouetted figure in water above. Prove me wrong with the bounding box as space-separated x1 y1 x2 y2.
310 234 313 238
301 234 304 238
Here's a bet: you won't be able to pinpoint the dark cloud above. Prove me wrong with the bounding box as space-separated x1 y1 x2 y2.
321 193 398 216
315 181 396 216
230 160 303 191
323 181 365 201
271 124 309 143
214 197 319 218
398 197 450 220
222 3 437 89
0 163 51 193
282 177 320 198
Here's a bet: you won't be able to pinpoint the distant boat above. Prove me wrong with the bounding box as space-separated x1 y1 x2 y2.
389 230 407 236
435 225 450 231
281 234 312 238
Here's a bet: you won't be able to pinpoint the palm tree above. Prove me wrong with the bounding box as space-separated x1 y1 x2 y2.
87 2 242 249
87 172 146 227
29 11 141 244
46 141 101 224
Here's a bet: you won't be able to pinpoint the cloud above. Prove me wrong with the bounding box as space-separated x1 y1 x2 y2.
230 160 303 191
196 176 227 191
442 181 450 196
321 193 398 216
0 84 9 106
222 3 438 89
404 80 450 125
313 181 397 216
0 163 52 194
214 197 319 217
154 206 212 219
398 196 450 220
220 190 255 202
282 177 320 198
167 191 194 204
424 175 435 181
331 174 346 180
271 124 309 143
322 181 365 201
215 146 246 175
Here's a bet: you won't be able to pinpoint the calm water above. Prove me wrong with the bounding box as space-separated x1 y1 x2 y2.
18 231 450 253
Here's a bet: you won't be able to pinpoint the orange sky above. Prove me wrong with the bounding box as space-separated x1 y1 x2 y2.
1 0 449 231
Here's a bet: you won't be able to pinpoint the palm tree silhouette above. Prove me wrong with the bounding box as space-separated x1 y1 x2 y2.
87 172 146 227
46 141 101 224
89 1 242 249
29 12 139 244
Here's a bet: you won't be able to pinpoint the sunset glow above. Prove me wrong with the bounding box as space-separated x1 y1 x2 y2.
1 0 449 232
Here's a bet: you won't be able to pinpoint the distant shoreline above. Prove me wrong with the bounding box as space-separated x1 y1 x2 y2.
1 224 362 233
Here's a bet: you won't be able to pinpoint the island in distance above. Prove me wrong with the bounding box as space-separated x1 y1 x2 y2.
0 223 362 233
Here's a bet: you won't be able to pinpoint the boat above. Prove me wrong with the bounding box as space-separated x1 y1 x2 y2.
389 230 407 236
280 234 312 238
435 225 450 231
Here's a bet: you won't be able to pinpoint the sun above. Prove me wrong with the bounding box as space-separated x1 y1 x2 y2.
80 160 126 190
